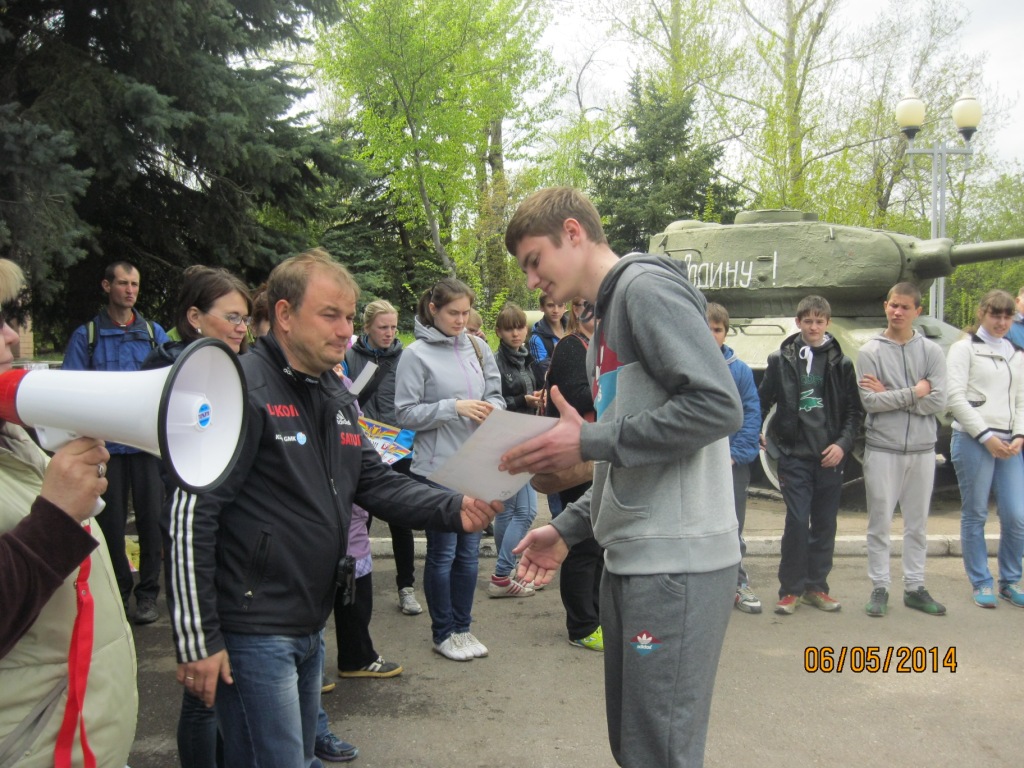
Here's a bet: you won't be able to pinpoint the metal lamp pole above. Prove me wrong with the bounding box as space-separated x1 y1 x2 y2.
895 93 982 321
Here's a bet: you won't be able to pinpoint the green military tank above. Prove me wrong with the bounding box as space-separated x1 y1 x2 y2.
649 209 1024 488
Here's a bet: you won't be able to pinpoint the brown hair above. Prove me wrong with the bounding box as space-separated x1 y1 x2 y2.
415 278 475 328
175 266 252 348
887 282 922 307
495 303 527 332
968 289 1015 333
505 187 607 256
795 295 831 321
103 260 139 283
267 248 359 328
705 302 730 332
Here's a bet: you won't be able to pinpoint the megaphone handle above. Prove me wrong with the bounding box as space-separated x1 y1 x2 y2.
90 497 106 519
33 426 79 452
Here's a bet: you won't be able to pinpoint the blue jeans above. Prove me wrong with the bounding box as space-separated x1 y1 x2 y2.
423 528 481 645
216 631 324 768
494 483 537 577
178 689 221 768
952 431 1024 588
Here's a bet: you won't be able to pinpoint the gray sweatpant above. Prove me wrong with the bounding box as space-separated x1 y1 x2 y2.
602 565 735 768
863 447 935 590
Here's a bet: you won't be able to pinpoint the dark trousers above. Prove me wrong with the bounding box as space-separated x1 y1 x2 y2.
559 481 603 640
776 453 844 598
177 690 222 768
333 572 378 671
95 451 164 606
389 457 416 591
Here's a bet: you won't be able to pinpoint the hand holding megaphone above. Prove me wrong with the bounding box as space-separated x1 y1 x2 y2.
40 437 110 522
0 339 248 496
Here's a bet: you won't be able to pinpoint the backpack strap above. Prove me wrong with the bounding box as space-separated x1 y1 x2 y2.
467 334 484 368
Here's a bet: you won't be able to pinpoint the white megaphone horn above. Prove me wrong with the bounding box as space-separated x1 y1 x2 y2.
0 338 247 495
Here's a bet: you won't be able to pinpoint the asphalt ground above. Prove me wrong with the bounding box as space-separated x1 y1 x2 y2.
126 479 1024 768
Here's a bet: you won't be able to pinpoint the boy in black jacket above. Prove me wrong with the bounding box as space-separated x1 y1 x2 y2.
759 295 863 615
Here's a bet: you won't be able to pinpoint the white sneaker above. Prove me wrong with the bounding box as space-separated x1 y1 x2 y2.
433 634 473 661
735 584 762 614
398 587 423 615
487 575 535 598
455 631 488 658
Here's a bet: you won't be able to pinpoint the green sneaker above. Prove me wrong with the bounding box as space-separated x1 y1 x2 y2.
569 626 604 652
865 587 888 617
904 587 946 615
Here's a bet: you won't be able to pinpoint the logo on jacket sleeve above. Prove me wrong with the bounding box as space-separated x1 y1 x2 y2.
630 632 662 656
266 403 300 418
336 410 352 426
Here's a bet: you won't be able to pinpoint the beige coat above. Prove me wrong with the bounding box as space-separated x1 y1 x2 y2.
0 423 137 767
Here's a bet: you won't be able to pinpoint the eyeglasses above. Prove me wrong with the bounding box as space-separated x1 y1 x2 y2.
579 301 595 322
210 312 253 327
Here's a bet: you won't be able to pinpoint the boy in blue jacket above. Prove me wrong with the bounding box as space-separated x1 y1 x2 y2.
707 303 762 614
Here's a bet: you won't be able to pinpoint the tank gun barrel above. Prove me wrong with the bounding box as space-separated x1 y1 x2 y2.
950 239 1024 267
907 238 1024 280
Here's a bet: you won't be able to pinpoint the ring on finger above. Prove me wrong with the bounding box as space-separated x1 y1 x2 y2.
97 463 107 479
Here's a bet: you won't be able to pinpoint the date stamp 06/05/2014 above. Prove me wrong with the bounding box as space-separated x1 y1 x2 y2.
804 646 957 674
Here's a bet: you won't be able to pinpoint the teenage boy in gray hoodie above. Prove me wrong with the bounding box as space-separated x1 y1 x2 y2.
857 282 948 617
500 187 742 768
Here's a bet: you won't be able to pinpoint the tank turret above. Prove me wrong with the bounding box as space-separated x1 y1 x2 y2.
649 210 1024 488
649 209 1024 317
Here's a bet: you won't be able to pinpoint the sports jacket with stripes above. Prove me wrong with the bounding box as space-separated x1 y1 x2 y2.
164 333 465 663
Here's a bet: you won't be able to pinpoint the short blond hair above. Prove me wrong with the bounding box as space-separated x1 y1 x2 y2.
0 259 26 305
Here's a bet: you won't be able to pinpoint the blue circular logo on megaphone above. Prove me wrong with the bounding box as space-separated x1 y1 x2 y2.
197 402 212 429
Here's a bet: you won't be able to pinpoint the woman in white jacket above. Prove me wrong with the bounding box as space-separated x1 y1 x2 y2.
394 279 504 660
947 289 1024 609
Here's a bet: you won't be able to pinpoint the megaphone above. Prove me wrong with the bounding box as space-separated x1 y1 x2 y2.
0 338 247 494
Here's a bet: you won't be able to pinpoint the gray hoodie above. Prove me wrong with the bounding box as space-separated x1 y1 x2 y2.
552 254 742 576
394 318 505 477
856 330 947 454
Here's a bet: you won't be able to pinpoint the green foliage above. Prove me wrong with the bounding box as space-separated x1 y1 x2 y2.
0 0 358 347
585 75 740 254
314 0 554 294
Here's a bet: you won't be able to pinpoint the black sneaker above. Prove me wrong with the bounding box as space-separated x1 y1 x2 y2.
134 597 159 625
315 732 358 763
865 587 888 617
904 586 946 615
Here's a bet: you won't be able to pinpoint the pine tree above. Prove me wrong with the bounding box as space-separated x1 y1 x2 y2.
0 0 356 346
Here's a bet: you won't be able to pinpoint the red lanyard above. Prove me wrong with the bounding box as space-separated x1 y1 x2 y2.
54 524 96 768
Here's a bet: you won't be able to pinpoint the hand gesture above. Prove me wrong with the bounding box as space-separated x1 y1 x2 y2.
40 438 110 523
177 650 233 708
460 496 504 533
500 386 583 474
820 443 845 468
455 399 495 424
513 525 569 587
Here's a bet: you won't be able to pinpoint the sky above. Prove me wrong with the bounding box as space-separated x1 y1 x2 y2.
957 0 1024 162
546 0 1024 166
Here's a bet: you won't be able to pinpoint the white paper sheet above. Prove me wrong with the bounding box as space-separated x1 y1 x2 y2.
348 362 378 396
427 409 559 501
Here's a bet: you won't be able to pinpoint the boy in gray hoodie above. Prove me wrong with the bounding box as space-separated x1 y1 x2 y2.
501 187 742 768
857 282 948 617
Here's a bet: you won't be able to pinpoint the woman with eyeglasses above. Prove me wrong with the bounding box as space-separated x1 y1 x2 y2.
544 297 604 651
947 289 1024 609
141 265 252 768
394 278 505 661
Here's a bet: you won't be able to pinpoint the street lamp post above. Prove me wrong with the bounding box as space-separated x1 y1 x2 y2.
895 92 983 320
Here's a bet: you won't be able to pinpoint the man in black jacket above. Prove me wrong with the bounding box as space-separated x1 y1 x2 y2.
166 249 500 767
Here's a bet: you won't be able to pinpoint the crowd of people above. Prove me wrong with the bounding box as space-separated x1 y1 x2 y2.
2 187 1024 768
